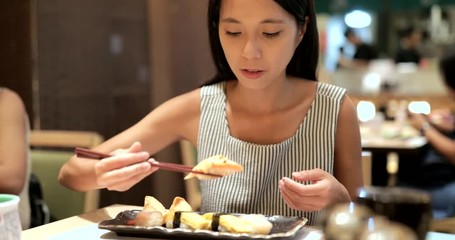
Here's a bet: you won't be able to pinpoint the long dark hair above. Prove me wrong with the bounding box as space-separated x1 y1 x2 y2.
440 51 455 90
203 0 319 86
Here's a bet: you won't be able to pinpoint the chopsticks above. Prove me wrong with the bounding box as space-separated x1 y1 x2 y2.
74 147 222 178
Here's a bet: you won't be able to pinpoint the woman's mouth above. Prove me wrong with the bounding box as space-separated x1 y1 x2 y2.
240 69 265 79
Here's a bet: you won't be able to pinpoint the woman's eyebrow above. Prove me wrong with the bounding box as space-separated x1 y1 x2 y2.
261 19 284 24
220 17 240 23
220 18 284 24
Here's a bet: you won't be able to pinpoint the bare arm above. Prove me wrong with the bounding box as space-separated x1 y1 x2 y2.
278 93 363 211
58 89 201 192
333 94 363 200
409 113 455 164
0 89 28 194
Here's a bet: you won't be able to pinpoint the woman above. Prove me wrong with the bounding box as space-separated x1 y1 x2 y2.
59 0 362 224
0 87 31 229
407 52 455 219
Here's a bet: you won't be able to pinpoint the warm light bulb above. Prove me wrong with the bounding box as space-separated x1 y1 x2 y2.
362 73 381 93
357 101 376 122
344 10 372 28
408 101 431 114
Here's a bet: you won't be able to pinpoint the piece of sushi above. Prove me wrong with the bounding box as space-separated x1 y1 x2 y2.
184 155 243 180
203 213 273 234
164 211 211 230
218 214 256 234
143 196 167 215
135 196 167 227
169 196 193 212
238 214 273 234
163 196 194 228
135 211 164 227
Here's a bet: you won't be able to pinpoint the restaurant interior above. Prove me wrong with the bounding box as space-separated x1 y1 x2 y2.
2 0 455 238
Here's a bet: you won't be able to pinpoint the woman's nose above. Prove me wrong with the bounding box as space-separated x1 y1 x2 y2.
241 38 261 60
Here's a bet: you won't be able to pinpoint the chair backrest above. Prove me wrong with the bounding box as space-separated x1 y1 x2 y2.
30 130 103 149
179 140 201 210
29 130 103 221
362 151 372 186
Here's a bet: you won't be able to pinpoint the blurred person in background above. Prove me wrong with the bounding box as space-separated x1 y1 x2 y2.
337 28 378 69
407 52 455 219
0 87 31 229
394 25 422 65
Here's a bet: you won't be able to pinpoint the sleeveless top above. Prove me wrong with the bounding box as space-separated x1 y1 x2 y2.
197 81 346 225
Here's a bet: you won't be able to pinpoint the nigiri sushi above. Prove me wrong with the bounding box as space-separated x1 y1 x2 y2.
184 155 243 180
163 196 194 228
143 195 167 215
135 211 164 227
135 196 167 227
164 211 211 230
238 214 273 234
203 213 273 234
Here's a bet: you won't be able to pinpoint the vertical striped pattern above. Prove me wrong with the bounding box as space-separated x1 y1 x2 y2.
197 82 346 225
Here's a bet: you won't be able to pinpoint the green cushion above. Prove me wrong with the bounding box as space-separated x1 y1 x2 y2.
30 150 85 221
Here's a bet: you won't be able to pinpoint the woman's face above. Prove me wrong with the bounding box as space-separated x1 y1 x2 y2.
218 0 304 89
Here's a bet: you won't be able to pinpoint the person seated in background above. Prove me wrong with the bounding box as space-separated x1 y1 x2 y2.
0 87 31 229
337 28 379 69
407 52 455 219
394 25 422 65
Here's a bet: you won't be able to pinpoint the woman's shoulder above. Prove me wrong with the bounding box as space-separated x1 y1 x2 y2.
200 81 226 96
315 81 346 99
0 88 25 110
0 88 26 122
155 88 202 122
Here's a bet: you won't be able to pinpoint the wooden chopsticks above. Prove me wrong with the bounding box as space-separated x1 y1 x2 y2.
74 147 222 178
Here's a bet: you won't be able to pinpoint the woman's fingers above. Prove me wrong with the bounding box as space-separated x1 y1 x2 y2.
95 152 150 172
279 180 324 211
104 168 155 192
278 169 339 211
94 142 157 191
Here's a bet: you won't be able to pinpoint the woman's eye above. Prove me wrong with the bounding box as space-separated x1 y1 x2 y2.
225 31 241 37
263 31 281 38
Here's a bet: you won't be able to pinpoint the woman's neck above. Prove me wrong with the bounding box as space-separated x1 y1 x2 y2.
226 77 307 115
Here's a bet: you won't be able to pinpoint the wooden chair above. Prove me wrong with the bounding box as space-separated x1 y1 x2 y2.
29 130 103 221
179 140 201 210
431 217 455 234
362 151 372 186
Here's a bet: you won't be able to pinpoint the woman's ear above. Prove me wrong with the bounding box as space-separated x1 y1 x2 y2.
298 16 309 42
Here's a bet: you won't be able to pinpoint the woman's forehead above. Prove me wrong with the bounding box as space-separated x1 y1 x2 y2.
219 0 293 23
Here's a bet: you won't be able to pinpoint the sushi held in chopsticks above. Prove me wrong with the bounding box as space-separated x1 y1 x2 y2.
185 155 243 180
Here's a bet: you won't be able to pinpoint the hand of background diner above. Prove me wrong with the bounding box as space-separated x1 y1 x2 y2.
94 142 158 191
428 109 454 133
278 168 350 212
408 112 429 131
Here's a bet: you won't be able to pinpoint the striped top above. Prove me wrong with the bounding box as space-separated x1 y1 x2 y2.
197 81 346 225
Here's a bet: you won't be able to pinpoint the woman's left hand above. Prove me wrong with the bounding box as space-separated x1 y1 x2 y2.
278 168 351 212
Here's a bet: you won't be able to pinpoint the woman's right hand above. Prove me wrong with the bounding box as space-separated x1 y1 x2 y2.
94 142 158 191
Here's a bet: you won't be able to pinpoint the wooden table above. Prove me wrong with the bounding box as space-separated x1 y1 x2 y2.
360 121 428 186
22 204 454 240
21 204 323 240
22 205 141 240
